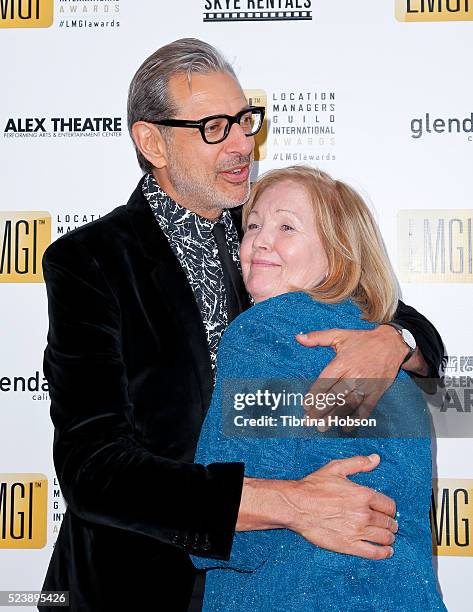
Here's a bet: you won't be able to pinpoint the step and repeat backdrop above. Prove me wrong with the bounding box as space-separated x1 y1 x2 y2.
1 1 472 610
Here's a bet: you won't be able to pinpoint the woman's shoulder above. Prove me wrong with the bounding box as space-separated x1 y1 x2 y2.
224 292 374 344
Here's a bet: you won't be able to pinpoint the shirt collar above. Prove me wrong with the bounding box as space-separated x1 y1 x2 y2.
142 173 234 241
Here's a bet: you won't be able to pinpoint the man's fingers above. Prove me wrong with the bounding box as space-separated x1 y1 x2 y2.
314 378 365 418
362 526 396 546
315 397 359 432
369 511 399 533
368 490 397 519
333 380 390 431
303 382 334 410
296 329 341 348
322 454 380 477
349 541 394 561
350 399 378 422
304 366 360 411
340 395 378 431
360 380 390 403
303 376 342 423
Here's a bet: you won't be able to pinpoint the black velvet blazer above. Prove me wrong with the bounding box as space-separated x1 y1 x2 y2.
40 177 444 612
41 178 244 611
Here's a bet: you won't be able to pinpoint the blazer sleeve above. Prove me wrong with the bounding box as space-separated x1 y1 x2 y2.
392 299 446 380
42 236 244 560
191 321 301 572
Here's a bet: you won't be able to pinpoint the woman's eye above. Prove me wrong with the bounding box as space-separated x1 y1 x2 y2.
281 224 295 231
246 223 259 230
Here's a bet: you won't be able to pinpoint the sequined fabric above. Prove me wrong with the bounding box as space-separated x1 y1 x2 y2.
142 173 241 370
193 292 447 611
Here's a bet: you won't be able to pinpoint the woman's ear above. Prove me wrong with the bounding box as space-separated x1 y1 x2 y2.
131 121 169 170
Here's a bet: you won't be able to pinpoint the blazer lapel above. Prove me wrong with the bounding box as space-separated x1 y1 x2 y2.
126 178 214 410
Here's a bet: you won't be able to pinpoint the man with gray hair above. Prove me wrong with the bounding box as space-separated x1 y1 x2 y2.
40 38 443 611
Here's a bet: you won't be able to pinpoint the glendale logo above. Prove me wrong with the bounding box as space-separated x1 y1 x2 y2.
410 113 473 140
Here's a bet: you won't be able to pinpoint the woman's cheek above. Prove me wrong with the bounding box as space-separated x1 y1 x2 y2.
241 264 249 285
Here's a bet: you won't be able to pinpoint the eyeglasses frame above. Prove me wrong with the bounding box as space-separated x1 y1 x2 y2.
148 105 266 144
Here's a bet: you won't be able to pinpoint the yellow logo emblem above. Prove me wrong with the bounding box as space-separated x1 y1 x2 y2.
398 210 473 283
396 0 473 22
0 0 53 28
245 90 268 161
0 212 51 283
431 479 473 556
0 474 47 548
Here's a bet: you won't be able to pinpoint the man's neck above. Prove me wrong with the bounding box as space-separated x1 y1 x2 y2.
151 170 222 221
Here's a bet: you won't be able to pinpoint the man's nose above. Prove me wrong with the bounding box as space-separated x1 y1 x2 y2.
224 122 254 156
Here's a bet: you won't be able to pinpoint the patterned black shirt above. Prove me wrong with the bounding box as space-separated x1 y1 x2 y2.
142 173 242 371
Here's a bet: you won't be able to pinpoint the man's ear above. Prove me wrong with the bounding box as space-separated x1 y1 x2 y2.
131 121 168 170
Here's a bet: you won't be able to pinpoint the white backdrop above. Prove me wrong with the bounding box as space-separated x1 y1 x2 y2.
1 1 472 610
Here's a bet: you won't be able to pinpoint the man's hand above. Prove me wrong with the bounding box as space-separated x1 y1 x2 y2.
237 454 397 560
285 454 397 559
296 325 422 426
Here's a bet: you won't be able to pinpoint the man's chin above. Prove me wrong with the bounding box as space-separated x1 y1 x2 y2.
218 184 251 209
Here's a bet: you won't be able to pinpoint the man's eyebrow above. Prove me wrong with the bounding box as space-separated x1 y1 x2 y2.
200 105 250 121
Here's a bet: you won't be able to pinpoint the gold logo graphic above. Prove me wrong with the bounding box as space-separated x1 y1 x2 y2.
0 474 47 548
245 90 267 161
396 0 473 22
0 0 53 28
398 209 473 283
0 212 51 283
431 479 473 556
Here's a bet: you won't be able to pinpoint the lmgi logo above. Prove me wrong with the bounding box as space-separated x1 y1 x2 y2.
398 210 473 283
245 89 267 161
431 479 473 556
0 474 47 548
395 0 473 21
0 212 51 283
0 0 53 28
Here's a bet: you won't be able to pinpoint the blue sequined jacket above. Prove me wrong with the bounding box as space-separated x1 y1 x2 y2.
192 292 446 611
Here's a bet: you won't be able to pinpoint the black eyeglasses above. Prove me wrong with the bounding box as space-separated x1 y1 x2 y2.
149 106 265 144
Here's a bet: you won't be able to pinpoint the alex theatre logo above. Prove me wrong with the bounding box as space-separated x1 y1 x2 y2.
398 210 473 283
0 212 51 283
0 0 53 27
396 0 473 21
245 89 267 161
0 474 47 548
431 479 473 556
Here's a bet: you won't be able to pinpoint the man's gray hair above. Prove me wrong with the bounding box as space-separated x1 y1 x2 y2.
127 38 237 174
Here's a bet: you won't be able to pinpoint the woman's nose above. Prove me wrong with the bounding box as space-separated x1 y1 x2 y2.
253 229 271 251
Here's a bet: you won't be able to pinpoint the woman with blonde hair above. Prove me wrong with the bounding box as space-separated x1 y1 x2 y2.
192 166 446 611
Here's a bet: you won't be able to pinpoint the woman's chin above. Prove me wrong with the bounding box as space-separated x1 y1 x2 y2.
247 285 286 304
